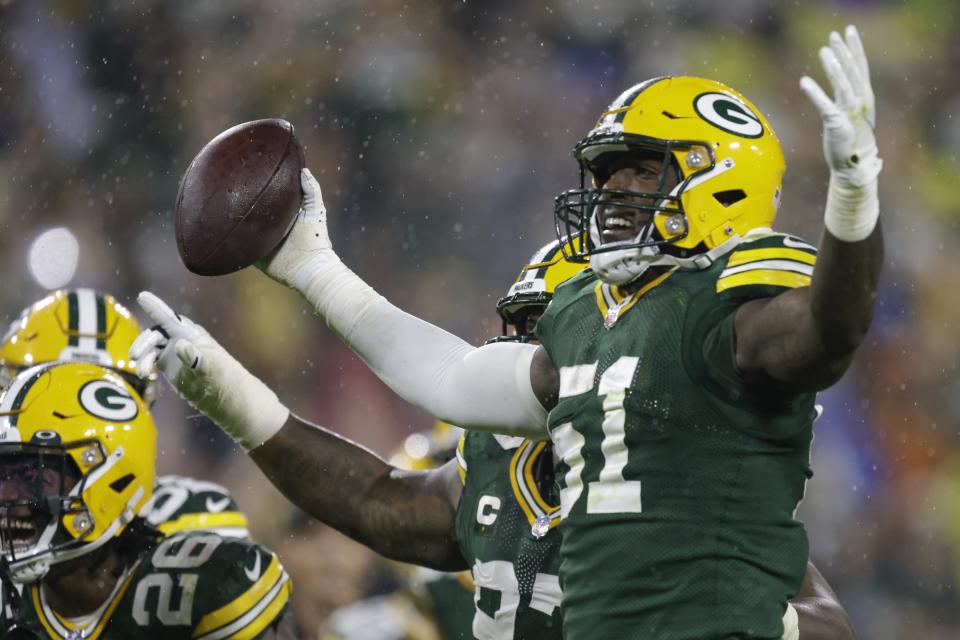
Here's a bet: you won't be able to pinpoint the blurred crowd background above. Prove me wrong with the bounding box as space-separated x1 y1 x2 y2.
0 0 957 637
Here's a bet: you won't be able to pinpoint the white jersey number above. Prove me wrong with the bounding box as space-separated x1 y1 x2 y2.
553 356 642 518
471 559 562 639
132 534 222 627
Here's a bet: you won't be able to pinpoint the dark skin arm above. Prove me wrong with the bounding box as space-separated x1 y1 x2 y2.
527 226 884 403
735 225 883 391
530 345 560 410
791 562 857 640
249 414 468 571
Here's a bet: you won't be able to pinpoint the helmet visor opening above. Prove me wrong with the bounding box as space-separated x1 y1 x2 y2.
488 304 547 344
555 135 717 261
0 447 80 557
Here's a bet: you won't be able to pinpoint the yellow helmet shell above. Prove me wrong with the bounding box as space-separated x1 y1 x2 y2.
580 76 785 250
0 362 156 574
0 289 155 403
494 235 589 339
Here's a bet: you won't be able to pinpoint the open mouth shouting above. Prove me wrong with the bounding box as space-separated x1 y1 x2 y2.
0 509 49 553
598 203 653 244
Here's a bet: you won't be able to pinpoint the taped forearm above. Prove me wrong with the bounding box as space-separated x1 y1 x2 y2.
289 252 548 437
823 170 880 242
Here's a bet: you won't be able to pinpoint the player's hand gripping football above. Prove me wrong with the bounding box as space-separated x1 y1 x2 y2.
257 167 333 288
129 292 288 450
800 25 882 241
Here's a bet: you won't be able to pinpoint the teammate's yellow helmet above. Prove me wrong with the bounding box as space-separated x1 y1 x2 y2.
0 289 156 404
555 76 785 271
491 235 589 343
0 362 156 583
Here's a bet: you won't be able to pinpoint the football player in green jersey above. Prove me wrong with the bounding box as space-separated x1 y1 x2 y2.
192 25 877 639
0 362 293 639
130 239 855 639
0 289 251 540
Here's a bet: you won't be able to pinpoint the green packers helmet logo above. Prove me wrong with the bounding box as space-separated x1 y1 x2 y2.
693 92 764 138
78 380 139 422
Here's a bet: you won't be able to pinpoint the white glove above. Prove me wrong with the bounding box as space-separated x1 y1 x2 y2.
129 292 289 451
255 166 385 343
258 167 335 289
781 602 799 640
800 25 882 242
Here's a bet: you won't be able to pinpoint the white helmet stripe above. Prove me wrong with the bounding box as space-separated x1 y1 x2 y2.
75 288 99 353
598 77 669 129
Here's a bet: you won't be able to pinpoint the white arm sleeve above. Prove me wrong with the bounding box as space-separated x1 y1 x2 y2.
289 251 548 438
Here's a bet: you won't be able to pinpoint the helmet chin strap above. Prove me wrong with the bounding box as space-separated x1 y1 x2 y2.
589 156 740 286
589 215 661 285
591 215 742 285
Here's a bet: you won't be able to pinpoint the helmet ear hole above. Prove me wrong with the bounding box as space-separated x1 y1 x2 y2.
109 473 135 494
713 189 746 207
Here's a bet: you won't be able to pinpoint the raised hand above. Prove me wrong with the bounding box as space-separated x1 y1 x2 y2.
257 167 334 287
800 24 881 242
800 25 881 187
130 291 288 450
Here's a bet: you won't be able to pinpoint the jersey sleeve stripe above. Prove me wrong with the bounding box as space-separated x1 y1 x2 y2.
194 571 291 640
156 512 251 536
716 270 812 292
725 247 816 268
719 259 814 279
192 554 285 638
456 434 467 485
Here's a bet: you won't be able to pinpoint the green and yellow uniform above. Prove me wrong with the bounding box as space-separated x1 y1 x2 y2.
148 475 250 539
455 432 563 640
0 531 291 639
535 232 818 639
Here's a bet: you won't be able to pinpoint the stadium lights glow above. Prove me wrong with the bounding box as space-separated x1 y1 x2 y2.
28 227 79 290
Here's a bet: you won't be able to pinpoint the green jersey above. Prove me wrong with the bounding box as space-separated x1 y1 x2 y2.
419 569 476 640
147 475 249 539
0 531 291 640
455 431 563 640
535 232 818 640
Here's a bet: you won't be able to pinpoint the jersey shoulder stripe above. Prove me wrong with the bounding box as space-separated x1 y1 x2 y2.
157 512 250 538
193 551 291 640
717 232 817 294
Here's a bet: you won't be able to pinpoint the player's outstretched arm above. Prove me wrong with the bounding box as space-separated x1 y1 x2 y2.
788 562 857 640
251 417 466 570
255 169 551 438
129 292 467 570
735 25 883 391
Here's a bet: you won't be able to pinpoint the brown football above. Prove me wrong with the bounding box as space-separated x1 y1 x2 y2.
175 118 304 276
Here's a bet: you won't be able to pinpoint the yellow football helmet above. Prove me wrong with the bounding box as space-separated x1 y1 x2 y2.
490 235 589 343
0 362 156 583
0 289 156 405
554 76 785 283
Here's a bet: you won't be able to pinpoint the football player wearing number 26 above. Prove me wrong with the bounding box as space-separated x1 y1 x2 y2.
148 25 877 640
0 363 293 640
